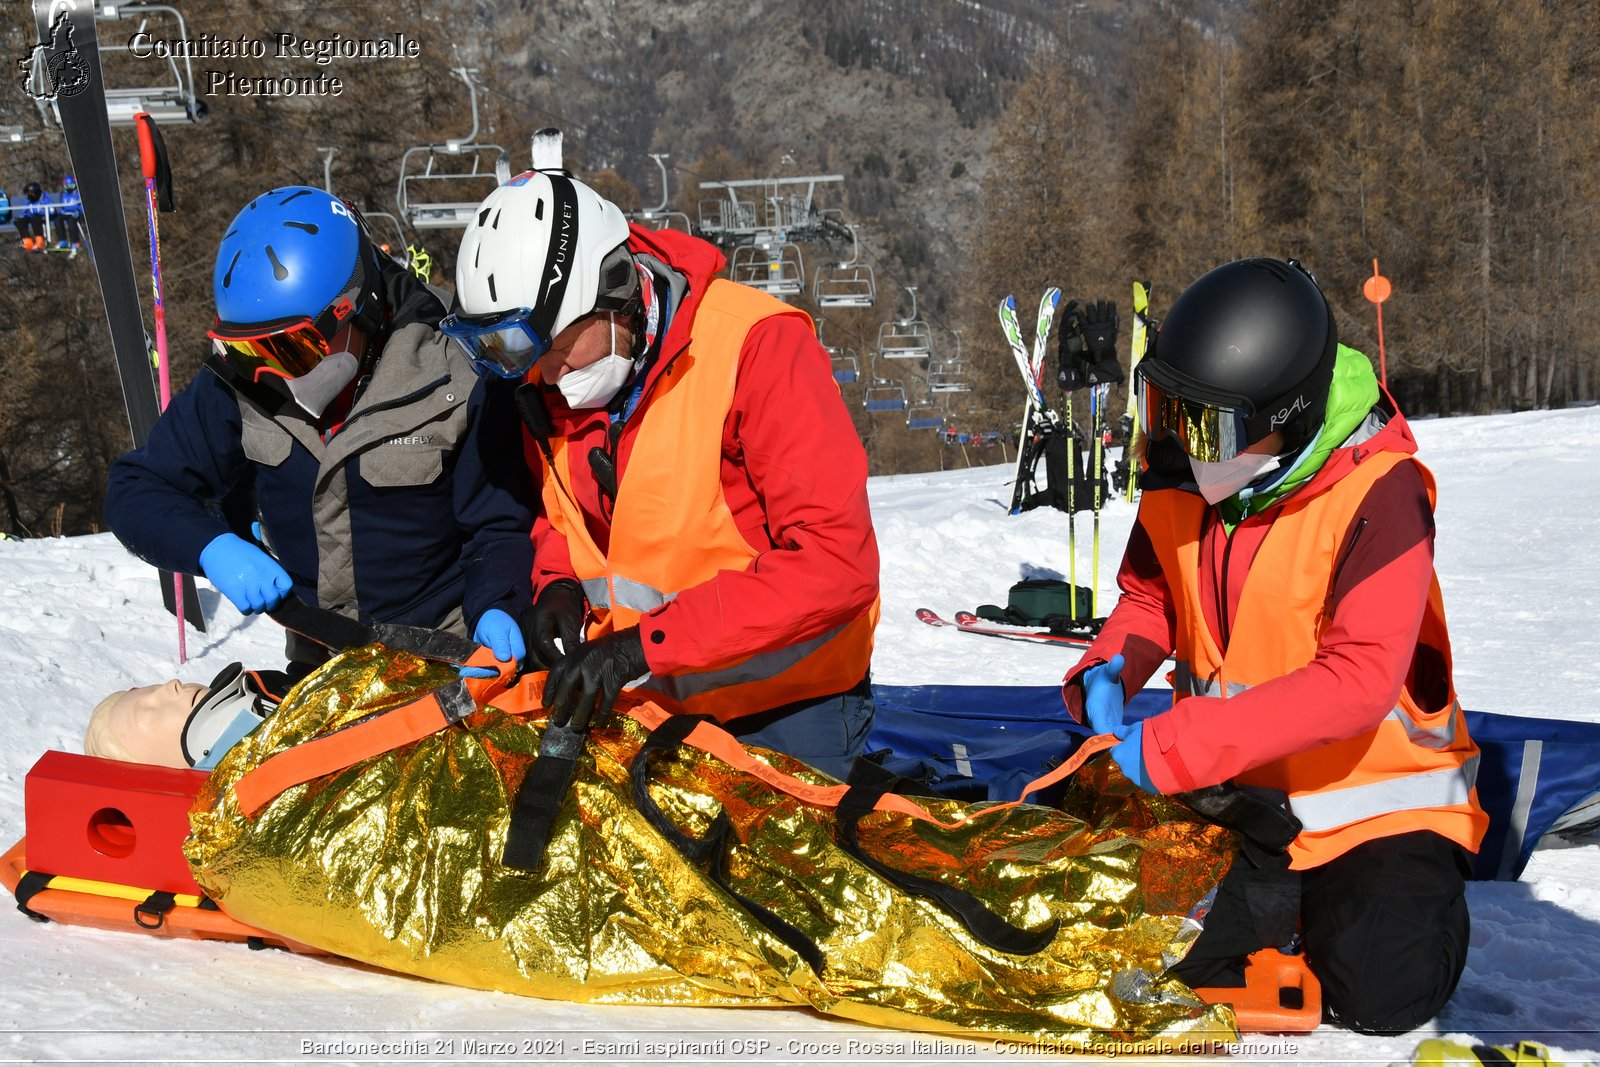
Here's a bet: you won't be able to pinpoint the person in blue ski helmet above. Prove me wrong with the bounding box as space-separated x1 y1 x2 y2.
55 174 83 250
105 185 534 684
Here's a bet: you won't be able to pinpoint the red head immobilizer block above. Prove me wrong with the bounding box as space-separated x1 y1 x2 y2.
24 750 209 895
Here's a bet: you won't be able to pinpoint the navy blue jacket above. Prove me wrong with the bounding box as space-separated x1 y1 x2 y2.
105 269 533 633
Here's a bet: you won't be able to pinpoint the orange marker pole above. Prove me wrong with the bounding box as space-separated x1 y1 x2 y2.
1362 259 1392 388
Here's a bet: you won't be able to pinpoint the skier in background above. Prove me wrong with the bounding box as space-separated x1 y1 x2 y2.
53 174 82 253
105 185 534 683
1063 257 1486 1034
443 169 880 778
15 182 51 252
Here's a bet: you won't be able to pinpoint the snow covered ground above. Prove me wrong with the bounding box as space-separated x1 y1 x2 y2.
0 407 1596 1065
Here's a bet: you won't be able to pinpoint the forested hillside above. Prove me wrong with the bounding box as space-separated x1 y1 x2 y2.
1 0 1594 535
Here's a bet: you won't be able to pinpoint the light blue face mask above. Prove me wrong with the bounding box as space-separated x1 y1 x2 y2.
1189 450 1283 505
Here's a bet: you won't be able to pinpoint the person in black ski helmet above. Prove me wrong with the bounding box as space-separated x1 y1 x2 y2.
1062 256 1486 1034
16 181 51 252
105 185 534 683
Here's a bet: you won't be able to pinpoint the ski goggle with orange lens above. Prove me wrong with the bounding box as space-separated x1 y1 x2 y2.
439 307 551 379
1134 364 1257 463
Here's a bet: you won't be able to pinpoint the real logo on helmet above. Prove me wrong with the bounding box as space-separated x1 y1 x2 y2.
1269 394 1310 430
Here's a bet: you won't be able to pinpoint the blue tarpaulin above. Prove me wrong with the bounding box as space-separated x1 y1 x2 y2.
868 683 1600 881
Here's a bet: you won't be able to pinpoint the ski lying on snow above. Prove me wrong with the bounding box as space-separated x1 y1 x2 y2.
915 608 1097 649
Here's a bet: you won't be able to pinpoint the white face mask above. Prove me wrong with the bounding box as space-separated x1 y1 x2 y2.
285 347 361 418
555 313 635 410
1189 450 1283 505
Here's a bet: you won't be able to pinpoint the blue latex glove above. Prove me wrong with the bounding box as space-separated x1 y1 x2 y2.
462 608 526 678
1110 722 1159 793
198 532 292 615
1082 653 1127 735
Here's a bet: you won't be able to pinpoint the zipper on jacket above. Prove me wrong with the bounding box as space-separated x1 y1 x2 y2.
339 373 453 432
1329 517 1368 602
1217 516 1238 651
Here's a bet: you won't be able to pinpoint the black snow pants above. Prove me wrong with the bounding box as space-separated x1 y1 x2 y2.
1170 829 1473 1035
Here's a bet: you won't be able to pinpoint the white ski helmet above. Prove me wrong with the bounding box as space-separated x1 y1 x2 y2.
454 170 637 344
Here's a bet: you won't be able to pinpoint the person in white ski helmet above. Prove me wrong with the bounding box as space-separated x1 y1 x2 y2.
443 167 880 777
1063 257 1486 1034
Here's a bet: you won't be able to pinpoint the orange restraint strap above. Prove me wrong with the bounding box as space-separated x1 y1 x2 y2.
233 666 1117 827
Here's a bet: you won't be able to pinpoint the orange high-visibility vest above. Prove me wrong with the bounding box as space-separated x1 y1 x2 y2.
1140 451 1487 869
538 279 878 723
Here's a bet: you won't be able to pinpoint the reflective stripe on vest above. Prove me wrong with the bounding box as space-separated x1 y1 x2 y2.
580 575 676 614
644 617 857 703
537 276 877 723
1174 663 1461 749
1290 756 1480 833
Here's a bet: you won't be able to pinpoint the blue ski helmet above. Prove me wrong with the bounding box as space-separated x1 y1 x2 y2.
212 186 384 338
62 175 76 192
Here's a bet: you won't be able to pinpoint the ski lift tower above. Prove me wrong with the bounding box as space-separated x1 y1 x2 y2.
698 173 844 299
395 67 508 230
30 4 204 127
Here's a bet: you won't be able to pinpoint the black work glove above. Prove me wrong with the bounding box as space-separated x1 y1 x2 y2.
519 578 587 671
544 626 649 731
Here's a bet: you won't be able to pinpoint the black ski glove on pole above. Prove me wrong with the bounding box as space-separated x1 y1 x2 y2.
519 578 587 671
1079 299 1123 385
544 626 649 730
1057 300 1090 393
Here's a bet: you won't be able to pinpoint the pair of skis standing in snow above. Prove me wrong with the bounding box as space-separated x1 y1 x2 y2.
972 282 1153 646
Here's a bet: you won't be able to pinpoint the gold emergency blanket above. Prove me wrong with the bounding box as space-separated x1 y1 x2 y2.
186 645 1240 1050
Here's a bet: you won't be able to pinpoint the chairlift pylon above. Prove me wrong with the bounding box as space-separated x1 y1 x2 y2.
395 67 508 230
878 286 933 360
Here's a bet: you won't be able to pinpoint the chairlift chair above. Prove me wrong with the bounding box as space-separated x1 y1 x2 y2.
813 224 877 308
56 5 204 126
815 319 859 384
878 286 933 360
395 68 507 230
731 240 804 297
904 372 945 431
862 351 908 412
626 153 694 233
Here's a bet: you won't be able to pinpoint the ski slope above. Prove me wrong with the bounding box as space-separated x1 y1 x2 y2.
0 407 1596 1065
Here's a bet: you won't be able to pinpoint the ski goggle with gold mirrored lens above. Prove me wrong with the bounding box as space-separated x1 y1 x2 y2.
209 317 343 383
440 307 551 380
1134 364 1256 463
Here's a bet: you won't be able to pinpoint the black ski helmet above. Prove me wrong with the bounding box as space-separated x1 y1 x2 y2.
1142 257 1337 452
24 182 43 201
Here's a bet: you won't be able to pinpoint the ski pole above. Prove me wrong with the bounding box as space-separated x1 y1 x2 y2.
1123 280 1150 503
135 112 185 664
1363 260 1391 388
1090 382 1108 618
1066 411 1077 621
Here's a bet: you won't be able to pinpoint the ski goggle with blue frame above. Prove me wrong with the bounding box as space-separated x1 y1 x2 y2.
440 307 551 379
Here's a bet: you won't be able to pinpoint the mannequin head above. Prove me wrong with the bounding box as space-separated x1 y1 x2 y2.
84 680 206 767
